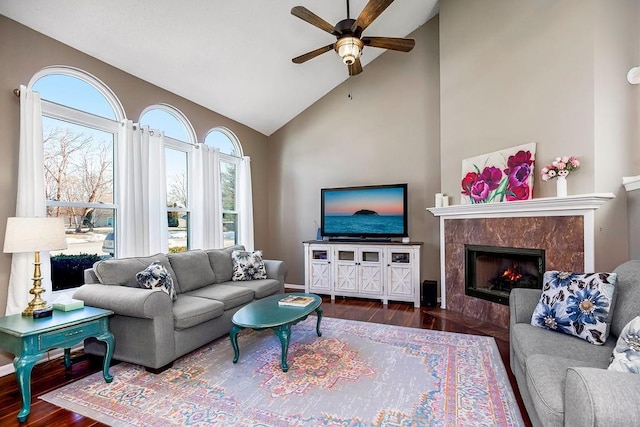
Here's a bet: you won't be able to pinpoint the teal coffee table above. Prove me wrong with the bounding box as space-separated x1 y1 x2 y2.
230 292 322 372
0 306 114 422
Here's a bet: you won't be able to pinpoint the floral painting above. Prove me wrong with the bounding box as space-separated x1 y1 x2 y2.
460 143 536 204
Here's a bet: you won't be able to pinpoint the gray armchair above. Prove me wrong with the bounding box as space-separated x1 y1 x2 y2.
509 260 640 426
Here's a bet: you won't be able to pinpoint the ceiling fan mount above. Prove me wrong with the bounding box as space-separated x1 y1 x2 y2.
291 0 415 76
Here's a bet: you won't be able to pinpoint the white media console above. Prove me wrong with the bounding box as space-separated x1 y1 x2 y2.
303 240 422 307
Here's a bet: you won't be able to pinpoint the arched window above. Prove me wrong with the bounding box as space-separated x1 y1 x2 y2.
30 66 124 292
205 127 242 157
140 105 196 252
205 128 243 246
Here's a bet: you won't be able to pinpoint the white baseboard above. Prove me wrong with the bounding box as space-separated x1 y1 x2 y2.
0 344 84 378
285 283 305 290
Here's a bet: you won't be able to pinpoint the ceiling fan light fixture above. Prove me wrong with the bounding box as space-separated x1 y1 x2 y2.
335 36 363 65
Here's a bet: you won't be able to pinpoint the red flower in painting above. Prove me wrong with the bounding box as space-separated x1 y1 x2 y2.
461 172 479 196
504 150 533 188
480 166 502 191
506 150 534 168
461 167 505 203
506 184 530 201
507 163 531 188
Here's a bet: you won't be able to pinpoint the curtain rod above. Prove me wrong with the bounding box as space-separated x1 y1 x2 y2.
13 88 20 97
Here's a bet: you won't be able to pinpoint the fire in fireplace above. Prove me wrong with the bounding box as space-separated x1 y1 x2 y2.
465 245 545 305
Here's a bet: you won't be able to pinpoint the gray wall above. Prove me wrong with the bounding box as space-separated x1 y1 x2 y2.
268 19 442 287
439 0 639 271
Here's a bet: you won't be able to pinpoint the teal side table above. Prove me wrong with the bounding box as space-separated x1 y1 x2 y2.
0 306 114 422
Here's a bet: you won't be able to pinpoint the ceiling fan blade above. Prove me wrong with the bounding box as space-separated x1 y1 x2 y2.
291 6 340 35
351 0 395 34
292 44 335 64
348 58 363 76
362 37 415 52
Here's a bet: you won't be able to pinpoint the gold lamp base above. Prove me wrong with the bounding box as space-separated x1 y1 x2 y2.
22 251 51 316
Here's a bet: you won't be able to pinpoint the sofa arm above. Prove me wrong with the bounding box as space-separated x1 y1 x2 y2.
73 284 172 319
509 288 541 324
565 367 640 427
264 260 287 285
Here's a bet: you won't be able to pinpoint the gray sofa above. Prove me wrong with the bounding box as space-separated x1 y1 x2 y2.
74 246 286 373
509 260 640 426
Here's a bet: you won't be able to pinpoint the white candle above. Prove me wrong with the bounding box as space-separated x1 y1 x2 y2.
442 196 450 207
435 193 443 207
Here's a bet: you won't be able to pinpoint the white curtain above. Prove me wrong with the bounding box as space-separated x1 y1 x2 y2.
190 144 222 249
6 86 48 315
117 122 168 257
238 156 254 251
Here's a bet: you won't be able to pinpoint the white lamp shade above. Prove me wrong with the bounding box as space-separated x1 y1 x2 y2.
3 217 68 253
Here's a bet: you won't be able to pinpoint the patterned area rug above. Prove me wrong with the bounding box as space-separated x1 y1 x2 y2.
41 317 524 426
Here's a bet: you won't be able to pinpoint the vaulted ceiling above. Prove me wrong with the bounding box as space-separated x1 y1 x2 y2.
0 1 439 135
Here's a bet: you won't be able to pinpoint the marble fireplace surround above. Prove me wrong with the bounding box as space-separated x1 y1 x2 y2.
428 194 614 329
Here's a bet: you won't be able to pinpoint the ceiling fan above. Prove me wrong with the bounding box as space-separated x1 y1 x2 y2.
291 0 415 76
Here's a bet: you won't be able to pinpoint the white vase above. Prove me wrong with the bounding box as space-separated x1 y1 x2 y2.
556 176 567 197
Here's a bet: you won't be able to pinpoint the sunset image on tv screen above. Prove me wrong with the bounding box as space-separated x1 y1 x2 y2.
323 186 405 235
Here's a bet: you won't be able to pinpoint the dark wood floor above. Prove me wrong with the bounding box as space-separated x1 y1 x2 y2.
0 296 531 426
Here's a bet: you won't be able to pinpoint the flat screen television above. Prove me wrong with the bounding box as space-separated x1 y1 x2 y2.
321 183 408 239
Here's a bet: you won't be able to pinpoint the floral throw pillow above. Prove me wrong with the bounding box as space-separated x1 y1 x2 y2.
232 250 267 281
530 271 617 345
608 316 640 374
135 261 177 301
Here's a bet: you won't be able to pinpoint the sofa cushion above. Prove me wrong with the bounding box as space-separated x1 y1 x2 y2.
525 354 603 427
185 283 254 310
224 279 282 299
609 316 640 373
172 295 225 330
531 271 617 345
511 323 615 370
610 260 640 338
135 261 177 301
206 245 245 283
232 250 267 281
168 250 217 293
93 253 177 288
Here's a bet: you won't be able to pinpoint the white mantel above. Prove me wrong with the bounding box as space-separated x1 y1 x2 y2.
623 176 640 192
426 193 615 309
427 193 615 219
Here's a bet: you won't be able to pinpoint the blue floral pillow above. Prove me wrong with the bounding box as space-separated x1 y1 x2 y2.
136 261 177 301
231 250 267 281
608 316 640 373
530 271 617 345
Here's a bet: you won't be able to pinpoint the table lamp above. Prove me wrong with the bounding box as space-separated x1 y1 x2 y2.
3 217 68 316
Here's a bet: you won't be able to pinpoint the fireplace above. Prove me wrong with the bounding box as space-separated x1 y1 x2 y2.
465 245 545 305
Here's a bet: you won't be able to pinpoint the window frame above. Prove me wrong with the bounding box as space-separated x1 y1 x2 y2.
29 67 124 295
206 128 243 246
140 105 196 252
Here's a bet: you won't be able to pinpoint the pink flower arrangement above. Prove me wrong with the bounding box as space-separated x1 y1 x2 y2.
540 156 580 181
